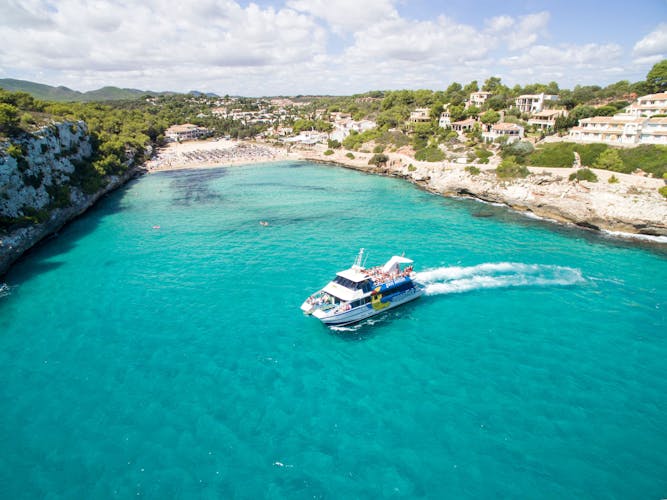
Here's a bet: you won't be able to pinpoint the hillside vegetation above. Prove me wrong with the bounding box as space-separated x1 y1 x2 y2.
525 143 667 178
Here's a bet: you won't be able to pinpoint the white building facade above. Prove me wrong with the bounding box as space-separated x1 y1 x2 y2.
568 93 667 145
515 93 559 114
482 122 524 144
466 91 492 109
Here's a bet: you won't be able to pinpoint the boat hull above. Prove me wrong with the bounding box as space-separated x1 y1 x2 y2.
314 285 423 326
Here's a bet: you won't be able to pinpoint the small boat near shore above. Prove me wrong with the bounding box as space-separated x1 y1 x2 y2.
301 249 423 326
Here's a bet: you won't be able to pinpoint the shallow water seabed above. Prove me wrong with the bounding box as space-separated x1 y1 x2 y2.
0 161 666 498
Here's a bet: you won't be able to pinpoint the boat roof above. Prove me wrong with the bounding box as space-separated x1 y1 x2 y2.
381 256 413 273
336 268 369 283
323 282 364 301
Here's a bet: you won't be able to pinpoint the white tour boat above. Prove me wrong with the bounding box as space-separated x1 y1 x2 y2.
301 249 424 326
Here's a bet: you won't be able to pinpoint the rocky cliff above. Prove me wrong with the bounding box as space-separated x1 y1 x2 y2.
0 122 139 276
300 148 667 239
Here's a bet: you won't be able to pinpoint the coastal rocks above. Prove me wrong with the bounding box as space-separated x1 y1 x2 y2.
0 167 138 276
0 121 133 276
400 163 667 238
0 121 92 218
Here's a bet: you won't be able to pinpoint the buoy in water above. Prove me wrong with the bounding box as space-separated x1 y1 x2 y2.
259 221 269 226
152 225 161 229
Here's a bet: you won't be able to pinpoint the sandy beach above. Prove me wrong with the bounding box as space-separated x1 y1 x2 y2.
145 139 290 171
145 139 667 240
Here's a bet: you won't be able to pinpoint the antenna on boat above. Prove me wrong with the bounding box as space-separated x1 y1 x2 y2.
353 248 365 268
362 251 369 268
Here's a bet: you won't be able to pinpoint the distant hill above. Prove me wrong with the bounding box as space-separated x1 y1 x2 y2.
0 78 174 102
189 90 220 98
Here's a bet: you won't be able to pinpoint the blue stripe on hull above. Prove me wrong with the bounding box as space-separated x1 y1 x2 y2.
320 287 423 326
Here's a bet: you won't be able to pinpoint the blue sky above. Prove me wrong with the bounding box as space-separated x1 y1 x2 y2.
0 0 665 95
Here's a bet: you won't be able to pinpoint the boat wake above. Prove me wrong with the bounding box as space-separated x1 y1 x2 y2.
0 283 11 298
415 262 584 296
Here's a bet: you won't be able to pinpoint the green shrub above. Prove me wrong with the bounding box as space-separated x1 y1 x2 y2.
70 159 107 194
501 140 534 164
414 146 445 162
323 149 334 156
465 165 481 175
593 148 623 172
618 145 667 178
0 103 20 135
22 171 43 188
368 153 389 166
608 175 619 184
577 143 608 167
373 144 385 153
6 143 29 172
569 168 598 182
496 156 530 179
659 186 667 198
342 128 381 150
475 147 492 164
327 139 341 149
20 112 35 128
527 143 575 168
46 183 72 208
408 164 416 172
20 206 50 224
345 152 354 159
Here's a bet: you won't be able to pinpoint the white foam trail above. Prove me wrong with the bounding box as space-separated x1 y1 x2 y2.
0 283 10 298
416 262 584 296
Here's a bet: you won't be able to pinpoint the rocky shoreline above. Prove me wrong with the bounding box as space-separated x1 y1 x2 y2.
0 166 143 277
295 147 667 241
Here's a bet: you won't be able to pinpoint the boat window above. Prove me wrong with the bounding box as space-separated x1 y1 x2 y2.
333 276 357 289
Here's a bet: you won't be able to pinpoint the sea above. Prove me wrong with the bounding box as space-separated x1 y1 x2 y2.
1 161 666 499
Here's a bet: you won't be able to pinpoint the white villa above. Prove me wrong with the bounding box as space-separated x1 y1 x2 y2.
438 109 452 128
568 93 667 145
623 92 667 118
409 108 431 123
466 91 492 109
482 122 524 144
451 118 477 131
528 109 568 130
329 118 377 142
515 93 559 114
569 116 667 145
165 124 210 142
283 131 328 145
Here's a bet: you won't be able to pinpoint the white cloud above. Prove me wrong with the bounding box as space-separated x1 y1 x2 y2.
486 11 550 51
633 54 665 66
500 42 622 67
0 2 656 95
286 0 398 33
485 15 514 33
633 23 667 56
0 0 326 78
344 15 493 64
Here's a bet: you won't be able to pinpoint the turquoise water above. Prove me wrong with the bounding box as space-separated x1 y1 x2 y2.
1 161 666 499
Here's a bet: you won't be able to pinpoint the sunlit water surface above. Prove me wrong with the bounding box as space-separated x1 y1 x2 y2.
1 162 666 498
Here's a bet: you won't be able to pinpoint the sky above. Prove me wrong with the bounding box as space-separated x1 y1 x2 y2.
0 0 666 96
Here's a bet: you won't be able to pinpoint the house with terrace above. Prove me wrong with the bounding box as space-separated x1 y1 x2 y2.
165 124 210 142
623 92 667 118
409 108 431 123
466 91 492 109
528 109 568 130
515 93 559 114
482 122 524 144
